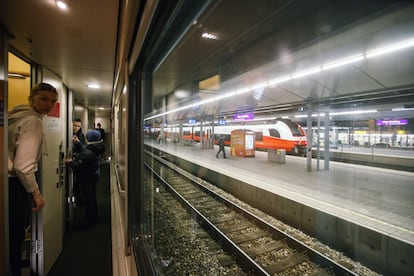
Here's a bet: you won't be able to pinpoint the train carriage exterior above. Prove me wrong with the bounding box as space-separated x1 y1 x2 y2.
161 119 308 156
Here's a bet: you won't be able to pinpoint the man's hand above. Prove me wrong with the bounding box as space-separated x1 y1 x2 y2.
32 188 45 211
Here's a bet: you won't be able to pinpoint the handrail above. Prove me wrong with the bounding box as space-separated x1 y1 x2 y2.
115 164 126 197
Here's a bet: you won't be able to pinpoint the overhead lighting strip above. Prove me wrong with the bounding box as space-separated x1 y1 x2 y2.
294 109 377 118
322 54 364 70
365 38 414 58
145 36 414 121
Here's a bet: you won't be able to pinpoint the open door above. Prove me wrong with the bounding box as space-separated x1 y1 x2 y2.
32 69 67 275
8 54 66 275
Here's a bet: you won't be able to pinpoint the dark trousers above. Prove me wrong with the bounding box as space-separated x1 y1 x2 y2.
78 177 99 224
9 177 31 276
216 146 226 158
73 173 82 204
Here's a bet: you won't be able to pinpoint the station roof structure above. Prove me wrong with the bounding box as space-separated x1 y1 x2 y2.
150 1 414 125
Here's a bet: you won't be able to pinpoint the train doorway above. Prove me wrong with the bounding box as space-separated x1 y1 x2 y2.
7 52 66 275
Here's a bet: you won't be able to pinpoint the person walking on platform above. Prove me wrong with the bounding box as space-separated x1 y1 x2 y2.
8 82 58 276
216 135 226 158
66 130 105 227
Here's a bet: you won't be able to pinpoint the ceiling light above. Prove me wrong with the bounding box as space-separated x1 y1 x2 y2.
56 1 68 10
268 75 291 86
322 54 364 70
87 84 100 89
330 109 377 116
251 82 268 91
201 32 218 40
8 73 26 79
392 107 414 111
291 66 321 79
366 37 414 58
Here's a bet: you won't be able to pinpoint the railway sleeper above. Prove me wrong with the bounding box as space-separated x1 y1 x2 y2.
192 229 210 238
217 255 237 266
264 252 308 274
200 239 222 251
190 197 216 205
231 230 269 244
180 191 206 199
169 183 193 189
244 240 285 257
309 267 334 276
216 221 253 233
195 202 223 211
209 214 237 224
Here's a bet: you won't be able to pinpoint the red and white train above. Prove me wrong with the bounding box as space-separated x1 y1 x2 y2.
147 119 307 156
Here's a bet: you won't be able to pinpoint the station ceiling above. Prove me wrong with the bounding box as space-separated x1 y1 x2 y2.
152 0 414 123
0 0 119 117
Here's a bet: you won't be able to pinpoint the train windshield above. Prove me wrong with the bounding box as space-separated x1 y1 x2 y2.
280 120 303 137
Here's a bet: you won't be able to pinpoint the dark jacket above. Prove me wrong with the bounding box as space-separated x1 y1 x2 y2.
69 142 105 181
218 136 225 148
74 130 87 147
72 131 87 160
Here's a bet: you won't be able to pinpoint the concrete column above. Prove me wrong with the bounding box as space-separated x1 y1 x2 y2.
324 111 330 170
306 103 313 172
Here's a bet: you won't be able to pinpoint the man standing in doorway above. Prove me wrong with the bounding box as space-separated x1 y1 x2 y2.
8 82 58 276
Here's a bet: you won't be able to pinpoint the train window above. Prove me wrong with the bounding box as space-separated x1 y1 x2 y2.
268 128 280 138
138 1 414 275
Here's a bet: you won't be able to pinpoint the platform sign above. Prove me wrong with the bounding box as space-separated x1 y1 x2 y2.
218 119 226 125
234 112 254 121
188 118 197 124
376 119 407 126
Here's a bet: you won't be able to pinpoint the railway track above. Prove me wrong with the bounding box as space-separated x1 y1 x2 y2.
144 149 377 275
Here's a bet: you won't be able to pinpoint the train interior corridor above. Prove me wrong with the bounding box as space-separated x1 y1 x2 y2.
45 162 112 276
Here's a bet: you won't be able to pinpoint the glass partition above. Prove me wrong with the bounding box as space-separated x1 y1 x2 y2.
135 1 414 274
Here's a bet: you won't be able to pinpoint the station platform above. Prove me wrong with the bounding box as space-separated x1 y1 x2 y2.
147 140 414 246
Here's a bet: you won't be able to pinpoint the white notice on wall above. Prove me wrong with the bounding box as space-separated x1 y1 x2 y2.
245 134 254 150
47 118 60 132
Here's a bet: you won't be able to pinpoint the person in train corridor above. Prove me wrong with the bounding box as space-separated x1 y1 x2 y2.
8 82 58 276
73 118 87 146
216 135 226 158
95 122 105 141
72 118 87 204
66 130 105 227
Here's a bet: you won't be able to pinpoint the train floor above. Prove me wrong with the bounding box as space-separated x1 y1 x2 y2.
148 139 414 246
47 162 112 276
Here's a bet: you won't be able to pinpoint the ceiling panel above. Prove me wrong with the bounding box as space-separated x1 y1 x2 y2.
358 51 414 89
0 0 119 114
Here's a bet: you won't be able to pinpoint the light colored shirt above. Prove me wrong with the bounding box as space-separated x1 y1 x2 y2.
8 105 43 193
